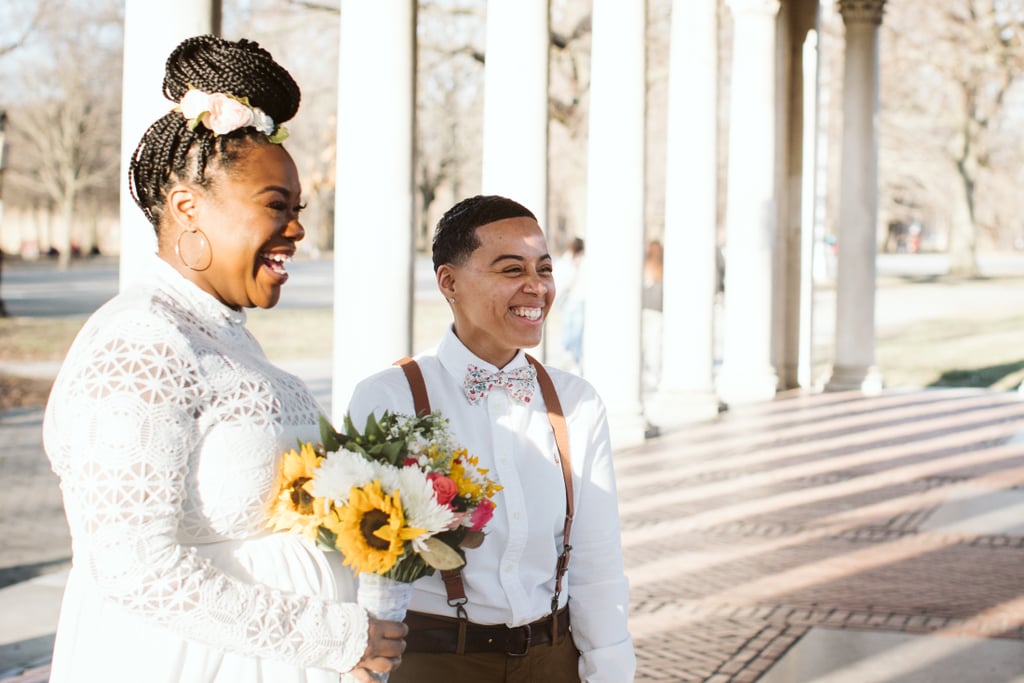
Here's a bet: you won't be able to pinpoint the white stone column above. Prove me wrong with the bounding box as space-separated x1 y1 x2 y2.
716 0 781 406
825 0 885 393
481 0 549 228
797 30 820 389
119 0 215 290
332 1 416 419
583 0 647 449
646 0 720 430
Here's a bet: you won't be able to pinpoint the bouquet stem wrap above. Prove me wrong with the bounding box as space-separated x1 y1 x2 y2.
342 574 414 682
358 572 414 622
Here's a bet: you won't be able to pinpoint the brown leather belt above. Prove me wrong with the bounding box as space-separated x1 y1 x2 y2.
404 608 570 656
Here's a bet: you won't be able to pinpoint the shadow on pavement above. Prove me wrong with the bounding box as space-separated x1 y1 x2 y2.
0 559 70 592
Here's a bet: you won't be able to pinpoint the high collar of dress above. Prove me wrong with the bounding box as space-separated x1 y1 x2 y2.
150 255 248 327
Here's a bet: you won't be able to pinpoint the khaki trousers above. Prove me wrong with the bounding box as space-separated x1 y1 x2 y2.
390 630 581 683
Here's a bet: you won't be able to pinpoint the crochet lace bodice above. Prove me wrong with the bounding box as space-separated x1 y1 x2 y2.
43 258 367 673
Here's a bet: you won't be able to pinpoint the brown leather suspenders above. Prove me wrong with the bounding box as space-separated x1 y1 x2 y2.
394 355 574 643
396 357 432 417
524 355 575 622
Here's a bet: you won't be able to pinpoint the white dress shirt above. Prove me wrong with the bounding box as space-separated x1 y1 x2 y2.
347 327 636 682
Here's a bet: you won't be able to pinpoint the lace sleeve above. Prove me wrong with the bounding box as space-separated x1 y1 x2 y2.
43 310 369 673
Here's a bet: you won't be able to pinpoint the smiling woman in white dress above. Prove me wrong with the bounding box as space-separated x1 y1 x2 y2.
42 34 406 683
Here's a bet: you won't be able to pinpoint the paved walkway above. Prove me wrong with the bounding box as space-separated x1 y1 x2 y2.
3 386 1024 681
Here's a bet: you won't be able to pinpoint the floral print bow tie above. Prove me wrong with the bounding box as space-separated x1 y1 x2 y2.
464 364 537 405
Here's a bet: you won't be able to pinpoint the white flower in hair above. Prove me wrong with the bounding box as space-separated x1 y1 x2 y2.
251 107 275 136
178 88 211 121
176 86 288 143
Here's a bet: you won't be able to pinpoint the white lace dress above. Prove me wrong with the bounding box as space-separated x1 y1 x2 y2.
43 258 366 682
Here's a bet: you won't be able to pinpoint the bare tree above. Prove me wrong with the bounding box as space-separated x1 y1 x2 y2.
6 30 122 268
0 0 56 312
882 0 1024 275
415 2 485 244
1 0 123 268
0 0 50 58
548 3 592 250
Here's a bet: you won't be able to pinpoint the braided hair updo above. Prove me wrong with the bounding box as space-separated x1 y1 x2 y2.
129 35 301 229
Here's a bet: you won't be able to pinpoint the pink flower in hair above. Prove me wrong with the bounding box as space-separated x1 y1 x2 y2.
206 93 255 135
177 87 285 142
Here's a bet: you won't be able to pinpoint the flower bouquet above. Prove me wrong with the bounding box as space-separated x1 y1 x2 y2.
267 411 501 678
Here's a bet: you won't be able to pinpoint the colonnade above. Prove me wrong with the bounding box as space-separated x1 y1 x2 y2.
118 0 887 450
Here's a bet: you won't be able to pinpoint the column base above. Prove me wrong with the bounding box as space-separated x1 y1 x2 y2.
643 389 722 434
607 410 650 452
824 364 884 394
715 365 779 406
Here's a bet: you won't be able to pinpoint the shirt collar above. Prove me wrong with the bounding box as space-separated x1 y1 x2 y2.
437 325 530 383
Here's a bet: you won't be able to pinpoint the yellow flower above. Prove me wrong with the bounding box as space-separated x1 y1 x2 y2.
325 480 427 575
449 451 502 504
267 442 327 541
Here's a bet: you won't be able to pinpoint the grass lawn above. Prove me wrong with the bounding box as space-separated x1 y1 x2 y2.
2 280 1021 409
876 313 1024 390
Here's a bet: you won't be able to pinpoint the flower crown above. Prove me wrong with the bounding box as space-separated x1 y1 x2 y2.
176 87 289 143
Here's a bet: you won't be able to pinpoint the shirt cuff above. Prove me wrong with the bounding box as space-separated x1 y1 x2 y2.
578 638 637 682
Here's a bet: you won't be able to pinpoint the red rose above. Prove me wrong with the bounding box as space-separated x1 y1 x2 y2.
428 473 458 507
468 498 496 532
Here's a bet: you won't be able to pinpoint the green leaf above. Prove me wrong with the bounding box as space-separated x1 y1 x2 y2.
381 441 405 466
460 530 485 549
435 528 469 560
267 126 289 144
320 414 342 453
364 412 386 444
343 413 359 438
386 552 433 583
316 526 338 552
418 537 466 571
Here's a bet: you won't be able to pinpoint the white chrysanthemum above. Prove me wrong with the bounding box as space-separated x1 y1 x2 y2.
394 467 456 549
375 462 402 493
310 449 378 505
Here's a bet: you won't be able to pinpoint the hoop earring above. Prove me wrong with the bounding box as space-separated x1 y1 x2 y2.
176 227 212 271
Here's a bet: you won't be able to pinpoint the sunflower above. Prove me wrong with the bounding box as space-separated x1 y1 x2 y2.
325 480 427 575
266 442 327 541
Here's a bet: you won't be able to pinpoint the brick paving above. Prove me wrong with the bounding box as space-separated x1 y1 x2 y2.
623 388 1024 682
2 387 1024 681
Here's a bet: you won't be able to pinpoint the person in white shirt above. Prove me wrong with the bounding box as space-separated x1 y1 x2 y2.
346 194 635 682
